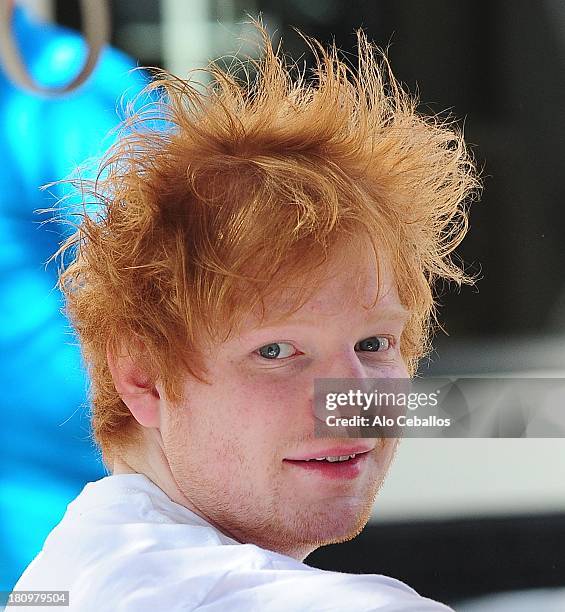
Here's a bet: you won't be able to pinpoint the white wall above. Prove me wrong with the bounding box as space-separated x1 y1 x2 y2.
371 430 565 523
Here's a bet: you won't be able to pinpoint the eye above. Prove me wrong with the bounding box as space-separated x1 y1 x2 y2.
354 336 390 353
256 342 297 360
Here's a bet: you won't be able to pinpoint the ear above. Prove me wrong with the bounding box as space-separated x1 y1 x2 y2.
106 341 161 429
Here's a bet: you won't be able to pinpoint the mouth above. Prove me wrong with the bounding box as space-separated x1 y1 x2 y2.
282 449 372 480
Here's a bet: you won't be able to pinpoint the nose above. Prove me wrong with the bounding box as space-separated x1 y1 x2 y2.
311 349 370 438
319 348 370 381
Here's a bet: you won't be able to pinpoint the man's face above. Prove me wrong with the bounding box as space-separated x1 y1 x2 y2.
159 247 410 559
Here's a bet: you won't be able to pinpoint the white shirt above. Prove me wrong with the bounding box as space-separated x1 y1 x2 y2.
13 474 453 611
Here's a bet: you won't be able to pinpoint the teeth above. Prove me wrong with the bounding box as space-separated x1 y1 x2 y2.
307 454 357 462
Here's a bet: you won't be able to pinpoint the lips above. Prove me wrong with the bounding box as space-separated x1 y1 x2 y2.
284 445 374 461
282 451 371 480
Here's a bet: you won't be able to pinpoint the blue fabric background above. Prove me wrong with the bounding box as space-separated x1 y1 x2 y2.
0 7 148 590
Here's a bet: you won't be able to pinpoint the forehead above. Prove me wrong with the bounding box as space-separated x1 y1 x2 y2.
236 238 407 332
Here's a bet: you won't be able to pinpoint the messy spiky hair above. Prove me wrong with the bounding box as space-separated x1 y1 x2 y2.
53 22 480 467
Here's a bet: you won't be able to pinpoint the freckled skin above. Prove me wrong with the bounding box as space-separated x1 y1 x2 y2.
114 245 409 561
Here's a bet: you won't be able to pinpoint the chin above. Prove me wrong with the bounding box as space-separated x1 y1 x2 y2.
317 508 372 546
243 501 374 561
285 499 374 552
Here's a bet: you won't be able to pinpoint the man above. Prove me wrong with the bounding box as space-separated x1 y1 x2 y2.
13 23 479 611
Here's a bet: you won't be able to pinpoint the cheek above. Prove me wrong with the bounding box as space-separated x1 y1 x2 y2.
227 377 316 461
224 370 310 421
378 437 399 467
176 373 309 463
204 385 300 480
386 361 410 378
